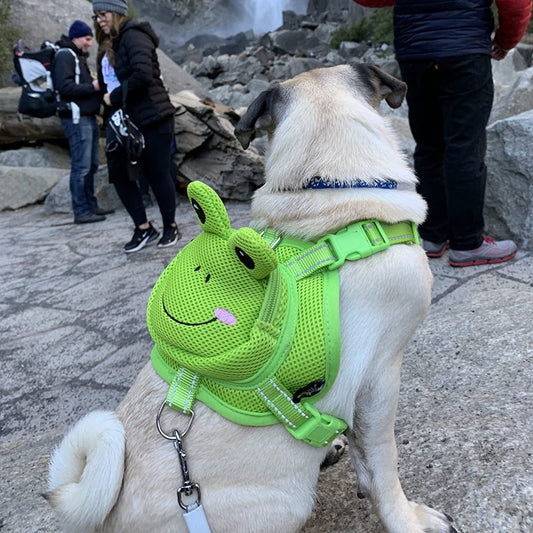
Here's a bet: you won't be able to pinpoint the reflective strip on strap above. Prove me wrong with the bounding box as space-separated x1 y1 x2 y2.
256 378 347 447
166 367 201 414
283 220 418 279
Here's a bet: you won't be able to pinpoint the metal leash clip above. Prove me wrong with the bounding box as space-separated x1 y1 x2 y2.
155 401 211 533
174 429 202 512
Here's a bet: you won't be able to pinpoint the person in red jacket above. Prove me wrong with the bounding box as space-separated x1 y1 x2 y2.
353 0 531 266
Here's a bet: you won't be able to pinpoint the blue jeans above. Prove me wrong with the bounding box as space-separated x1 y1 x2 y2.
61 116 100 218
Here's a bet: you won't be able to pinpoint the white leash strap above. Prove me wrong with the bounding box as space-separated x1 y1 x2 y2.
184 504 211 533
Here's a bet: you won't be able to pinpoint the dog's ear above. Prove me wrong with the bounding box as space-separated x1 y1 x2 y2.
234 85 280 149
352 62 407 109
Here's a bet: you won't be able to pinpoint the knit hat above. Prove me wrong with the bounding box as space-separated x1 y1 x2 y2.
68 20 94 39
93 0 128 16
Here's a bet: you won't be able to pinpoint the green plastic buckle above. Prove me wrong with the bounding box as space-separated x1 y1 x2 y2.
319 220 390 271
287 402 347 447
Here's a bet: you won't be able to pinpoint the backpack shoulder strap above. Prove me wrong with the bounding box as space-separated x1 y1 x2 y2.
56 48 80 84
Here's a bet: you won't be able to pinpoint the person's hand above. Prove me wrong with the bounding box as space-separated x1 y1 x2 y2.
104 92 111 106
492 41 509 60
92 79 100 91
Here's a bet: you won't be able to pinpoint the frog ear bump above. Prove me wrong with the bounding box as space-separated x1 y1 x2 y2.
229 228 278 280
187 181 231 238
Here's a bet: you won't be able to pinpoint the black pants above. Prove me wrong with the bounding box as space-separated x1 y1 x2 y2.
399 54 494 250
107 115 176 229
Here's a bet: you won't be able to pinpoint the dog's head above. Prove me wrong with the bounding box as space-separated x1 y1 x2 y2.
234 62 406 150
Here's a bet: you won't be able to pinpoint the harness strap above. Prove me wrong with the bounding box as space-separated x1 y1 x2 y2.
277 220 418 280
160 219 419 446
166 367 201 414
256 378 347 447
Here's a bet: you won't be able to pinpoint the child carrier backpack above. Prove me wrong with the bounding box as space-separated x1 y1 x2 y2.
13 40 80 120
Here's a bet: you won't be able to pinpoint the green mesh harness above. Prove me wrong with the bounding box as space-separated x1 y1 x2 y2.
148 181 419 447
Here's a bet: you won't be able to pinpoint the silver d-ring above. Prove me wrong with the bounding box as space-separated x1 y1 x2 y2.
156 401 195 441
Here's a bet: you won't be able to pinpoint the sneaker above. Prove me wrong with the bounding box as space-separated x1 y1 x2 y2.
94 206 115 216
74 212 106 224
421 239 449 258
448 236 517 267
124 223 160 253
158 223 181 248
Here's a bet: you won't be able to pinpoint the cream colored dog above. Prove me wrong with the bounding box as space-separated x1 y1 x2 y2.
47 62 457 533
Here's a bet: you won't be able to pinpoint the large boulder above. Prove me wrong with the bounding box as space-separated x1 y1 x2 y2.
485 109 533 250
44 165 121 215
9 0 97 72
171 91 264 200
0 143 70 168
0 166 66 210
0 144 71 210
157 50 210 97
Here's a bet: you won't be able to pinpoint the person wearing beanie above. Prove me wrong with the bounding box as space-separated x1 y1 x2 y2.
93 2 180 253
68 20 93 39
93 0 128 16
52 20 113 224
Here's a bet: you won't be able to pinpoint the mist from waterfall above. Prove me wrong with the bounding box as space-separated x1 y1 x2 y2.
248 0 308 36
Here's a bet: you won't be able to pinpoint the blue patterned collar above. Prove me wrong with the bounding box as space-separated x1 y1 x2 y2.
305 176 397 190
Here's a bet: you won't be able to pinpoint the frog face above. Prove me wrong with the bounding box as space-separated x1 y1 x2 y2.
147 181 278 362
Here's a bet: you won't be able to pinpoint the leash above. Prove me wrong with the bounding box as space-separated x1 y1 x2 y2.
156 403 211 533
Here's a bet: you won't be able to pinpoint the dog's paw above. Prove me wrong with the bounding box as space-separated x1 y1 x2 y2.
320 435 348 468
409 502 458 533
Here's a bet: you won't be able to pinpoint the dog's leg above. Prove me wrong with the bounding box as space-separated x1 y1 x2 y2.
348 360 455 533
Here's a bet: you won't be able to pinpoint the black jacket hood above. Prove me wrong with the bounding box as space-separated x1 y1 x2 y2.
55 35 90 58
120 19 159 47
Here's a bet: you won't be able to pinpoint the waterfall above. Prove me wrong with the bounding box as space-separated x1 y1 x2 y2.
250 0 308 35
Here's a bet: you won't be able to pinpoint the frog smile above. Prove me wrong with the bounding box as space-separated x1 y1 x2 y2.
163 298 236 326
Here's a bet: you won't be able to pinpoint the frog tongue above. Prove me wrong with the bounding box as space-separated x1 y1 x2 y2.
214 307 237 326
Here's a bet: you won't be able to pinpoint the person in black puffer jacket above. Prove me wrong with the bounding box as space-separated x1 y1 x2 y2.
52 20 112 224
93 0 180 253
353 0 531 267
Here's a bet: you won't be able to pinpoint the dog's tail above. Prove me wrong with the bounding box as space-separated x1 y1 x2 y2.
45 410 125 532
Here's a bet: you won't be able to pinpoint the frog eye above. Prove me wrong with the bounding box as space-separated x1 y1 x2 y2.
235 247 255 270
187 181 231 238
191 198 206 224
229 227 278 280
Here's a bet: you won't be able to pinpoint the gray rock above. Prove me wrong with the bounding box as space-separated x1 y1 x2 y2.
286 57 323 78
0 166 66 210
490 66 533 123
0 143 70 168
324 50 345 66
338 41 369 59
312 23 339 45
491 51 524 96
192 55 224 79
170 91 264 199
44 165 121 215
282 10 301 31
516 43 533 67
178 141 264 200
269 29 328 57
247 78 271 95
485 110 533 250
252 46 276 67
157 49 211 97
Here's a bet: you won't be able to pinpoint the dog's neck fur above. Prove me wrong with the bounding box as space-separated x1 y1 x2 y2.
252 80 426 241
